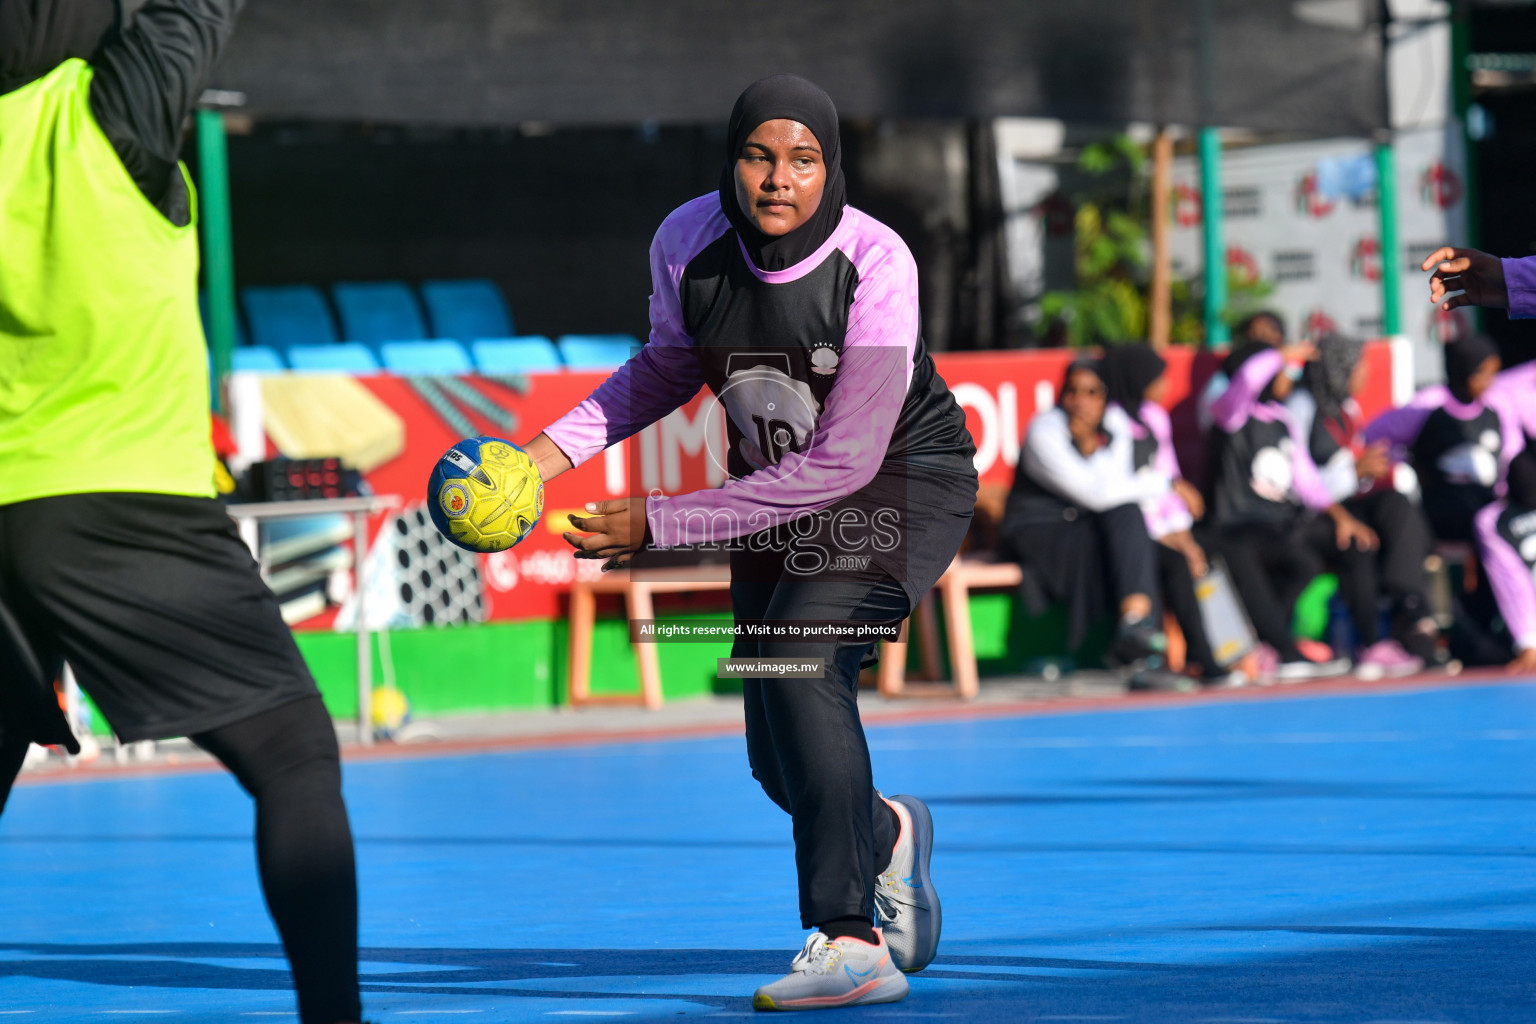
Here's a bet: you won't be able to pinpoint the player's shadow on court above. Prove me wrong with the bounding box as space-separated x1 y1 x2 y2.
4 927 1536 1020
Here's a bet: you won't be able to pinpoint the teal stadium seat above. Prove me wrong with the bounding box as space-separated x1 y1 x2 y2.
332 281 429 345
557 333 638 369
229 345 286 372
241 285 338 350
421 279 514 342
286 342 381 374
472 336 562 374
380 340 474 375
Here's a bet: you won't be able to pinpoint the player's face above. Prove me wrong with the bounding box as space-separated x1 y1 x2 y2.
734 119 826 237
1248 315 1284 347
1467 355 1502 401
1060 368 1106 427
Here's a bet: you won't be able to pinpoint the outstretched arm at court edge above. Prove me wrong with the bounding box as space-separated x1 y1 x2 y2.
1421 246 1536 318
90 0 245 215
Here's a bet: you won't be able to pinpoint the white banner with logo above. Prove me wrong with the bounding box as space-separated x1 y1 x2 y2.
1169 126 1470 384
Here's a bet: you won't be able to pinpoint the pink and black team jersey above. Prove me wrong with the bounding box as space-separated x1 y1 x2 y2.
543 194 977 589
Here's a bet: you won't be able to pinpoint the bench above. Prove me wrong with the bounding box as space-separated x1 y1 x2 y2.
876 555 1023 700
567 554 1029 708
567 564 732 710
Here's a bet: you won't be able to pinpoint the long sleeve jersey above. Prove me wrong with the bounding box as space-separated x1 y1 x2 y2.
1363 384 1522 500
1114 400 1194 540
1504 257 1536 319
542 194 977 554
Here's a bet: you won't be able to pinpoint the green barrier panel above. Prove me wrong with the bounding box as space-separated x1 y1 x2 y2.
1292 573 1338 641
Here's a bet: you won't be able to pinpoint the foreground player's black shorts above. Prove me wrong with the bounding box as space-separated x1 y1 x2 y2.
0 492 321 743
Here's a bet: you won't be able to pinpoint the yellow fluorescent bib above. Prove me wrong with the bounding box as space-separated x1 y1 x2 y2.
0 59 214 505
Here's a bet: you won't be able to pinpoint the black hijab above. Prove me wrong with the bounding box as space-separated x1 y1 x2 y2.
0 0 117 96
718 73 848 272
1223 340 1283 404
1102 344 1166 426
1445 333 1499 405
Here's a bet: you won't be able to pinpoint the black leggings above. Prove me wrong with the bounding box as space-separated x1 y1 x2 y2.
731 556 905 929
1155 542 1222 676
1214 516 1377 660
1343 489 1433 624
190 695 361 1024
0 695 359 1023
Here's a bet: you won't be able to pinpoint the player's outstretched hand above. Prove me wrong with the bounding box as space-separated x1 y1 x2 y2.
565 498 650 571
1422 246 1508 311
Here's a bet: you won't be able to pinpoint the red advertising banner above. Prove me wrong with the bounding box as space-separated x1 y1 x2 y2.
243 343 1396 629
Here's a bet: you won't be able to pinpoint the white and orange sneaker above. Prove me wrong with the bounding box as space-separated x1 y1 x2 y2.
751 930 909 1011
874 794 942 972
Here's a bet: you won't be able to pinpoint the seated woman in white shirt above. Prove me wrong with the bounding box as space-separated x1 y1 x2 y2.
998 357 1174 682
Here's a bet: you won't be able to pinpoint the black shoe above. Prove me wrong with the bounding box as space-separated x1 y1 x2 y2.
1109 615 1167 668
1398 619 1448 668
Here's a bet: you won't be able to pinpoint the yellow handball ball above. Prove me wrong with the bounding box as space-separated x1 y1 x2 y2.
371 685 412 737
427 436 545 554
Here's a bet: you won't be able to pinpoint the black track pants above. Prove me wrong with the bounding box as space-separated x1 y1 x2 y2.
731 558 907 928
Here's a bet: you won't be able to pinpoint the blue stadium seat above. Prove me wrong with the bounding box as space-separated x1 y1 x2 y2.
332 281 429 344
421 279 514 342
556 333 638 369
230 345 286 372
379 340 474 375
241 285 338 351
472 336 562 374
286 342 381 374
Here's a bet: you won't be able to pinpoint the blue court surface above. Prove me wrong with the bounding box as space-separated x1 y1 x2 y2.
4 680 1536 1023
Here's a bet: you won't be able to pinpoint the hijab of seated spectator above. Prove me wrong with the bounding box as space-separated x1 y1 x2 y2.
999 357 1166 668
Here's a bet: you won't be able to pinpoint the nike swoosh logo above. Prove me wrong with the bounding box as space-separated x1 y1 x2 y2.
843 953 890 984
903 840 923 887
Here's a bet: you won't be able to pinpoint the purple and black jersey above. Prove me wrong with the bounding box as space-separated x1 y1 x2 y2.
543 194 976 589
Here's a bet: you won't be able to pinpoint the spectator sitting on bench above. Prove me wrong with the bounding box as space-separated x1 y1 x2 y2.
1102 343 1244 688
1205 342 1370 681
998 357 1174 684
1363 335 1515 543
1288 333 1443 675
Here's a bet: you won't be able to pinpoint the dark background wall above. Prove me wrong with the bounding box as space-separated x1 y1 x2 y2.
219 119 1002 349
212 0 1384 136
1470 3 1536 364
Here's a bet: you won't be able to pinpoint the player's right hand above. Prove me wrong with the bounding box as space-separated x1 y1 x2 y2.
1422 246 1508 311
